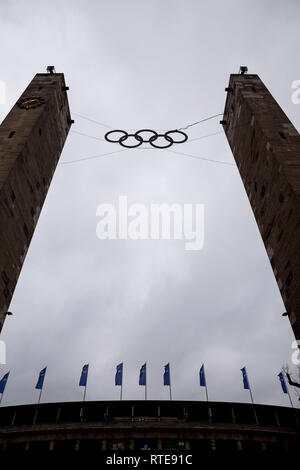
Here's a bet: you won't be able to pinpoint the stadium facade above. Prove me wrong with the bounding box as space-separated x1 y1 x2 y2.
0 400 299 455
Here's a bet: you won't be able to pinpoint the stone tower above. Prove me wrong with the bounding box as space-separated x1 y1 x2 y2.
0 70 72 332
222 71 300 340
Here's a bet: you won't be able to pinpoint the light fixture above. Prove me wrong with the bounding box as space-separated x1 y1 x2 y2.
239 66 248 75
46 65 56 74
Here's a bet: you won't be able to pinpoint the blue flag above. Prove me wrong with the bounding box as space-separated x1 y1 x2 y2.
241 367 249 390
35 367 47 390
199 364 206 387
163 363 170 386
115 363 123 386
79 364 89 387
139 363 146 386
278 372 288 394
0 372 9 394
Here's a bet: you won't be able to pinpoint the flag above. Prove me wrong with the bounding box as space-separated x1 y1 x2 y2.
278 372 288 394
115 363 123 386
35 367 47 390
163 363 170 386
139 363 146 386
0 372 9 394
79 364 89 387
241 367 249 390
199 364 206 387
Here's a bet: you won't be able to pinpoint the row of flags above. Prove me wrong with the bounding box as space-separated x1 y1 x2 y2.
0 364 295 406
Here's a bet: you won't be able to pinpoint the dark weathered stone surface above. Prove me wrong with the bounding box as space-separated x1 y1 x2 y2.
223 74 300 340
0 73 71 331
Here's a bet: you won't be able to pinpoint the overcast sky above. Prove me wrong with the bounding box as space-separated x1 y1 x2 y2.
0 0 299 409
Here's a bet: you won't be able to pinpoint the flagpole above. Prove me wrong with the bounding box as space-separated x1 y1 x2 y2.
283 371 294 408
203 364 209 401
79 385 86 423
244 367 254 404
169 365 172 401
121 364 123 400
33 389 43 425
37 388 43 404
84 363 89 402
244 367 258 425
249 386 254 405
145 362 147 401
287 385 294 408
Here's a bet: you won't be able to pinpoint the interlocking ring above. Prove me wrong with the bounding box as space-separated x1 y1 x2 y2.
134 129 158 143
119 133 143 148
104 129 188 148
165 130 188 144
149 133 173 149
105 130 128 143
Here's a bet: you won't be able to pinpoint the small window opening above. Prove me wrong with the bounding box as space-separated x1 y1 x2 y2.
279 131 286 140
286 271 293 287
265 224 272 241
284 260 290 270
8 131 15 138
2 271 9 285
23 223 29 237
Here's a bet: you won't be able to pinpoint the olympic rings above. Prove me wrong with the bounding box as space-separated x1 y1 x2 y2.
104 129 188 148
